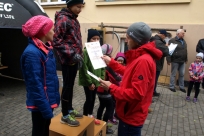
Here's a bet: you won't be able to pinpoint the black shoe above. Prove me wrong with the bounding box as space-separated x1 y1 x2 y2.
180 88 186 93
152 100 154 103
153 92 160 97
106 128 114 134
169 88 176 92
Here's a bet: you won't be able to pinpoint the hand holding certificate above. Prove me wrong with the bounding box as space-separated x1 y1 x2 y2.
85 41 106 69
87 70 112 91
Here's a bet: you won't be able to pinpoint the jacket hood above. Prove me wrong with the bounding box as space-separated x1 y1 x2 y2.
150 35 162 41
150 35 166 44
115 52 125 59
115 52 126 64
125 41 162 64
55 8 78 21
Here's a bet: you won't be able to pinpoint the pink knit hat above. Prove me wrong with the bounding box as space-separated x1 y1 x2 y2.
22 15 53 38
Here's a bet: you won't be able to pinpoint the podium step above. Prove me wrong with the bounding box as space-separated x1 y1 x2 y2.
50 113 94 136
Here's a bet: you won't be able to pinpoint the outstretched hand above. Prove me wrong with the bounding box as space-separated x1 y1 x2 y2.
101 55 111 65
99 79 112 91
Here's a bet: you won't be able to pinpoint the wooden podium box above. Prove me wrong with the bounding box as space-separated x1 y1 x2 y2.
94 120 106 136
50 113 94 136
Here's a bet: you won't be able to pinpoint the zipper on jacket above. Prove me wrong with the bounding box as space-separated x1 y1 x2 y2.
40 57 49 101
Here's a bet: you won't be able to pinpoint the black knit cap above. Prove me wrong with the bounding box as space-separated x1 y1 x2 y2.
66 0 85 6
87 29 100 42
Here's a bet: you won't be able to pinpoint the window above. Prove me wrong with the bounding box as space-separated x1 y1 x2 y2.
95 0 191 6
37 0 66 6
120 38 127 53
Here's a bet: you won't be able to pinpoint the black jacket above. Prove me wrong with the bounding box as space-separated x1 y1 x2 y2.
196 39 204 54
166 36 188 63
150 35 169 71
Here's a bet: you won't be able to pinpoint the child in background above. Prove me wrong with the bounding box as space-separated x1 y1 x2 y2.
78 29 104 125
186 52 204 103
21 15 60 136
97 44 114 134
107 52 126 124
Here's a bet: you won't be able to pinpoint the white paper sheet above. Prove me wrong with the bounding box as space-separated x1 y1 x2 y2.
85 41 106 69
168 43 178 55
87 70 100 81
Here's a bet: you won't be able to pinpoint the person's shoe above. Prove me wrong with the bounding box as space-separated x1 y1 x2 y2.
60 115 80 127
180 88 186 93
169 88 176 92
113 113 119 120
113 116 118 121
88 115 101 125
193 98 198 103
148 108 153 113
108 119 118 125
152 100 154 103
70 110 83 119
185 96 190 101
94 119 101 125
106 128 114 134
153 92 160 97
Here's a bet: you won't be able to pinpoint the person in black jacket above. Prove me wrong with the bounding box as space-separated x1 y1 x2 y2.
196 39 204 88
166 29 188 93
150 30 169 97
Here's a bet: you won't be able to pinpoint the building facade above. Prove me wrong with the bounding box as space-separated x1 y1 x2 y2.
39 0 204 82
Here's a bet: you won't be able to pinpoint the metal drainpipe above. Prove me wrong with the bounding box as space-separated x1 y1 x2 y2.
105 31 121 52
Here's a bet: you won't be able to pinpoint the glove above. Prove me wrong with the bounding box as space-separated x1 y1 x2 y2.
78 59 83 69
73 54 83 69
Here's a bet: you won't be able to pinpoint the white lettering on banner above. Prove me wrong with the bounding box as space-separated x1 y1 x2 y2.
34 1 45 13
0 2 13 12
0 14 15 19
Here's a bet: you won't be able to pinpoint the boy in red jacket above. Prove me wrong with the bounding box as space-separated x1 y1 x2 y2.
100 22 162 136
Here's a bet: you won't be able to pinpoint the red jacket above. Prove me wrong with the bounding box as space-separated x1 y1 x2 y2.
109 42 162 126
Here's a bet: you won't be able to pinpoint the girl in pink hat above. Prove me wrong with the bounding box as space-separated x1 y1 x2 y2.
21 15 60 136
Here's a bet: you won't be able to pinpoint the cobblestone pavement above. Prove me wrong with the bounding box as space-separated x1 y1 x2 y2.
1 74 204 136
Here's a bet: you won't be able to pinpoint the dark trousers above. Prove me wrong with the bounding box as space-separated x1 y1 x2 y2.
83 86 97 116
187 81 200 98
154 71 161 93
97 97 113 122
61 64 78 116
118 120 143 136
32 111 51 136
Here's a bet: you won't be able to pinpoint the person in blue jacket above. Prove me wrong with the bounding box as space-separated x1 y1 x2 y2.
20 15 60 136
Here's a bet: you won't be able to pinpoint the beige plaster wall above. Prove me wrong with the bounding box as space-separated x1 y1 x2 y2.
42 0 204 81
44 0 204 24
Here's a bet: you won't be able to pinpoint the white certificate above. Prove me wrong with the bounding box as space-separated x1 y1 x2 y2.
85 41 106 69
168 43 178 56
